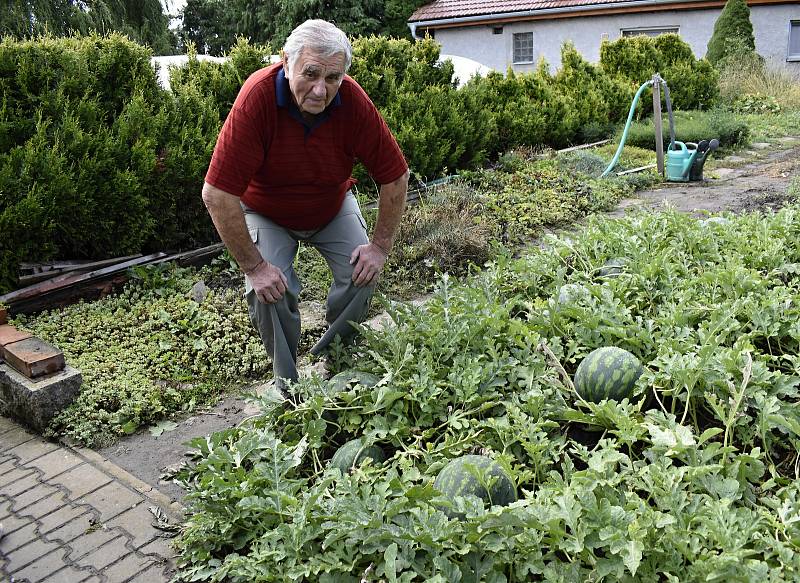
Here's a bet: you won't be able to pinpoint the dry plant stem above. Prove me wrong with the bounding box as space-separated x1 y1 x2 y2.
723 351 752 456
537 341 592 409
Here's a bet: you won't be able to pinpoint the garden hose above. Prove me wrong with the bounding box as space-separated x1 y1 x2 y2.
600 79 654 177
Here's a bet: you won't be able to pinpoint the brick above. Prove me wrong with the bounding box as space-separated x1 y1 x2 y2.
138 536 176 562
68 526 121 563
43 564 100 583
0 324 32 352
46 511 104 545
101 552 158 582
1 472 41 500
32 448 83 480
0 426 37 451
16 490 69 521
129 563 170 583
38 504 92 538
105 504 163 550
4 337 66 379
7 548 69 583
0 521 40 553
6 436 60 464
0 305 7 325
0 460 35 488
72 536 130 571
48 463 112 499
11 481 59 513
75 482 143 523
4 535 62 575
0 511 33 537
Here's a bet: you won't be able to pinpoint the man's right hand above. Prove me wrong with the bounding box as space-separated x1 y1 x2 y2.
248 260 289 304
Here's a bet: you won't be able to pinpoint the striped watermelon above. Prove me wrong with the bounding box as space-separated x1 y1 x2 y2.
598 258 626 279
330 370 379 392
574 346 643 403
434 454 516 518
330 438 386 473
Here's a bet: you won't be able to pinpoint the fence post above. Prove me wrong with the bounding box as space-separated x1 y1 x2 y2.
652 73 664 176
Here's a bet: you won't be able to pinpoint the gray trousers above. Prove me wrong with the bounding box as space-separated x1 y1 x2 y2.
243 192 375 386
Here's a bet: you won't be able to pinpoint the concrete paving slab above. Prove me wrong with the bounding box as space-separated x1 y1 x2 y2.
0 416 181 583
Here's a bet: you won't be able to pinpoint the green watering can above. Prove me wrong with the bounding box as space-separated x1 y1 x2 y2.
666 141 699 182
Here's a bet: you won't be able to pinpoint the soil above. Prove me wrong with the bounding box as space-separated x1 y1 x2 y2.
97 135 800 506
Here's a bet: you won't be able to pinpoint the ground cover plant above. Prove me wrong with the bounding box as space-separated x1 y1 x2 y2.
173 204 800 581
13 261 269 447
9 147 652 446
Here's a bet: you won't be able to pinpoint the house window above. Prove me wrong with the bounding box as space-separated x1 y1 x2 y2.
493 26 504 35
789 21 800 60
513 32 534 63
621 27 679 38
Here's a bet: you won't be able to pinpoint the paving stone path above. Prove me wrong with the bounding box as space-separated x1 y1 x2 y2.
0 416 182 583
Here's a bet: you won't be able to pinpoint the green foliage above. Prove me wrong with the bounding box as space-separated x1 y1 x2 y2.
619 109 750 151
178 0 426 55
600 34 719 111
14 263 267 446
0 34 224 293
1 0 174 54
706 0 757 66
173 206 800 581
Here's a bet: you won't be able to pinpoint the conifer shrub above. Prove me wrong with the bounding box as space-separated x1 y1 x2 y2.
600 34 719 111
706 0 757 66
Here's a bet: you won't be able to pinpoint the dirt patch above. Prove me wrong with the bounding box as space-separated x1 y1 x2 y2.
609 138 800 218
97 137 800 505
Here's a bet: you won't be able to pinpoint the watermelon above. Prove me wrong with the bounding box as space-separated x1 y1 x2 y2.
329 370 379 392
574 346 643 403
433 454 516 517
330 438 386 473
557 283 589 305
597 258 626 279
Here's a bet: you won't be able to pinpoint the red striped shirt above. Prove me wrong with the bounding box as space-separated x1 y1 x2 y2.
205 63 408 230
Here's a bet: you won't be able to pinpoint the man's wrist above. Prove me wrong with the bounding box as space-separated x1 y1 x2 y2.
243 258 265 275
371 240 391 257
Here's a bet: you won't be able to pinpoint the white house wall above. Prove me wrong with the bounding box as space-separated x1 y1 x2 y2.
432 4 800 75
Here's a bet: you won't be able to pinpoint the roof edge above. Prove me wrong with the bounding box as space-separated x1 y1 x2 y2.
409 0 790 30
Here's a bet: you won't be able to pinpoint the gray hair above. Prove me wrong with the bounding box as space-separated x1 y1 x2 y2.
283 20 352 73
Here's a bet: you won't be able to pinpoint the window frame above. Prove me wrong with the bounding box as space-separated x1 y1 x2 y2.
512 31 534 64
789 20 800 62
620 26 680 38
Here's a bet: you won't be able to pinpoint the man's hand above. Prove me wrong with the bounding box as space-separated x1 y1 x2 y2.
249 260 289 303
350 243 388 287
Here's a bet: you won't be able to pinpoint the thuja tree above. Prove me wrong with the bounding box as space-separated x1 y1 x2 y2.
706 0 757 65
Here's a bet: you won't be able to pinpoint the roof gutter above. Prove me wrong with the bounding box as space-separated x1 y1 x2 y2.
408 0 714 38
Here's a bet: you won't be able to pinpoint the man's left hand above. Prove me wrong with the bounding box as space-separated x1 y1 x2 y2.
350 243 388 287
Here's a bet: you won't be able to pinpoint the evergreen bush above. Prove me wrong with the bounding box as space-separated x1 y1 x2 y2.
600 34 719 111
706 0 757 66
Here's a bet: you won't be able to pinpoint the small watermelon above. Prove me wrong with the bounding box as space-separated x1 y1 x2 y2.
433 454 516 518
329 370 379 392
597 258 626 279
574 346 643 403
557 283 589 305
330 438 386 473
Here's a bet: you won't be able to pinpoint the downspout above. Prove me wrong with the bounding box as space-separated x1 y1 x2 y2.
408 22 419 40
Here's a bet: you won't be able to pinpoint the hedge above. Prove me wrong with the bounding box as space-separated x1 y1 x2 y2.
0 33 718 293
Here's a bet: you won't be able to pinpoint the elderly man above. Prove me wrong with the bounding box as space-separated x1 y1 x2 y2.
202 19 409 388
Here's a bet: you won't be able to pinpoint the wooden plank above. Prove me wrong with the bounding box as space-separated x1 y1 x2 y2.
0 253 167 315
557 139 611 154
17 255 143 286
616 163 657 176
653 75 665 176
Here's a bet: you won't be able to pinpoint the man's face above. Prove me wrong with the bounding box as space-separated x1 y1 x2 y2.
284 50 346 116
